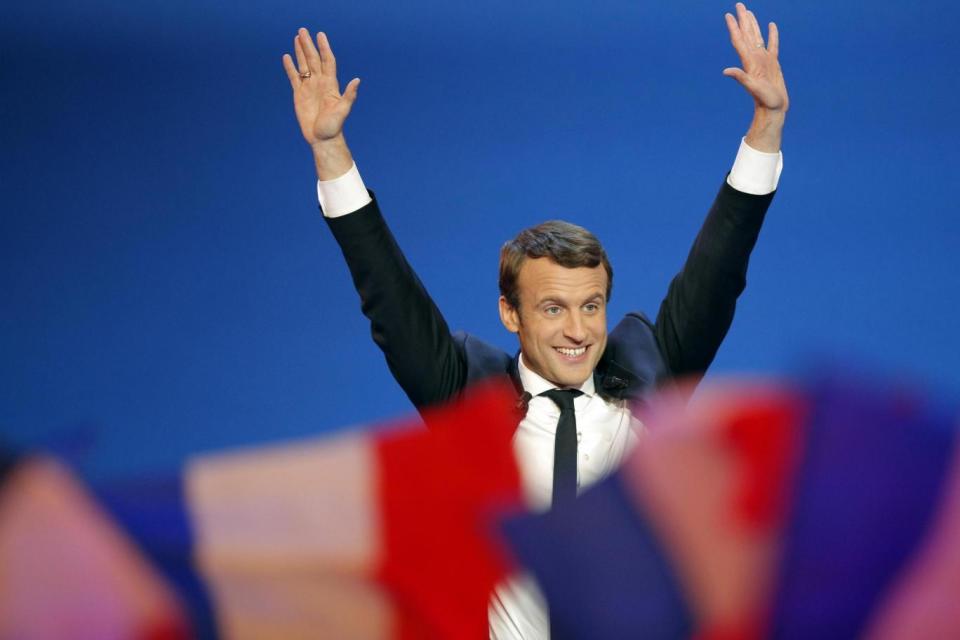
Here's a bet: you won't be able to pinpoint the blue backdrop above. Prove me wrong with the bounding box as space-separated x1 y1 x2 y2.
2 1 958 479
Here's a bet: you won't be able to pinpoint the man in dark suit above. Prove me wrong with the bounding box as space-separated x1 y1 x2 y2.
282 3 787 637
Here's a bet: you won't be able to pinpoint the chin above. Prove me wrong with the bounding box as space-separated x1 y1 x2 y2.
553 368 593 388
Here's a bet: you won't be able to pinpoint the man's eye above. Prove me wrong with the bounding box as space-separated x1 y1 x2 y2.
545 306 562 316
583 303 599 313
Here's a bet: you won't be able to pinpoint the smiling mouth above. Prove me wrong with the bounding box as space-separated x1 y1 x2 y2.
554 346 588 359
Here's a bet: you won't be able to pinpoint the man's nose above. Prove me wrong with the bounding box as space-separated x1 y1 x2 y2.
563 312 587 342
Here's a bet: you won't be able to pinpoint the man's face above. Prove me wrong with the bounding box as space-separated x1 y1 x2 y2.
499 257 608 388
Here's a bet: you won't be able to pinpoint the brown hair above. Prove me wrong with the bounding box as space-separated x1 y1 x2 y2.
498 220 613 309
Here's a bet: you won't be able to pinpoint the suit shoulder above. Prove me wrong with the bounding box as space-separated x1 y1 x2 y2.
603 312 667 396
614 311 655 332
452 330 515 389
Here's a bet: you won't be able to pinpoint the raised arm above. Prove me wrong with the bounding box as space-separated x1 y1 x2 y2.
654 3 787 380
282 31 468 410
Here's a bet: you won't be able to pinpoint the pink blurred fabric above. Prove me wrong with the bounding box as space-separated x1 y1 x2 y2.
626 381 806 640
0 458 189 640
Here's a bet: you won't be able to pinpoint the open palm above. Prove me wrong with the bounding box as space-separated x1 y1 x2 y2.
723 3 789 113
282 29 360 146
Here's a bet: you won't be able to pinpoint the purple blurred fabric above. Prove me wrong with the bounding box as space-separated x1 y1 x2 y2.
769 375 958 638
501 473 692 639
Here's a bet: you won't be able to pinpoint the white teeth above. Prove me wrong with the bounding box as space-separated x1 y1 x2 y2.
555 347 586 357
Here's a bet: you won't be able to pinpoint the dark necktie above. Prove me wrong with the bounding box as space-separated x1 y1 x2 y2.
540 389 582 508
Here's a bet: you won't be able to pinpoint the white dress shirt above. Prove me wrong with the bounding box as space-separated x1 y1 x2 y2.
511 354 640 512
316 140 782 639
488 355 642 639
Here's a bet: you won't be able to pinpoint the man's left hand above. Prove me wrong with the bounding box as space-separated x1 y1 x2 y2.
723 2 789 114
722 3 788 152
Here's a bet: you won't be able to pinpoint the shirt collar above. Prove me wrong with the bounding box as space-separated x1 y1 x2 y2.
518 352 596 398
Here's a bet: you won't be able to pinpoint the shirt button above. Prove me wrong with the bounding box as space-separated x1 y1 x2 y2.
583 453 590 461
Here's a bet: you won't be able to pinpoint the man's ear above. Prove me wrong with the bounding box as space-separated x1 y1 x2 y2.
499 296 520 333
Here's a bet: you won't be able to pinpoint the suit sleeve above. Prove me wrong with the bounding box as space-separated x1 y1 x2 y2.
654 179 775 379
325 194 467 409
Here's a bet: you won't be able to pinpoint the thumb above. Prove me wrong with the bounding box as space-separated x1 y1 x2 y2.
722 67 747 83
343 77 361 104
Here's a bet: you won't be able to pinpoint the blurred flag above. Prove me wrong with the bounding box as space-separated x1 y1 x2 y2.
502 373 960 640
179 380 521 639
863 439 960 639
4 382 522 639
100 386 520 640
6 370 960 639
768 374 959 639
503 382 804 640
0 457 190 640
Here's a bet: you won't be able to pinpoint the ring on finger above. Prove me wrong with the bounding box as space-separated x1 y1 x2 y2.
299 71 312 79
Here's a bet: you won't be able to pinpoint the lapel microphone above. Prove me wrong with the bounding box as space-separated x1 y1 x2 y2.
515 391 533 416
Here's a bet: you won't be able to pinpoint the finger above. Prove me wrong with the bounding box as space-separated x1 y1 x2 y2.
746 10 764 46
725 12 749 58
282 53 300 90
722 67 748 84
735 2 750 35
342 77 360 105
294 34 309 74
317 32 337 79
767 21 780 57
298 27 324 75
334 78 361 121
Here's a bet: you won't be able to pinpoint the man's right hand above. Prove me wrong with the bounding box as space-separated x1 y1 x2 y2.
282 29 360 180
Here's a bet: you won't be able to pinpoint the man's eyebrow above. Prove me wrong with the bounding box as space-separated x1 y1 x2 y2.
536 296 567 307
535 292 604 307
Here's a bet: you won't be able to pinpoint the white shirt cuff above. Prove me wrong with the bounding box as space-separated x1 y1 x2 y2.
726 138 783 195
316 163 373 218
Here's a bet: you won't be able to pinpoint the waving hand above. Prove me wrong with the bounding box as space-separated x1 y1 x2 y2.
721 3 788 152
722 3 789 113
282 29 360 145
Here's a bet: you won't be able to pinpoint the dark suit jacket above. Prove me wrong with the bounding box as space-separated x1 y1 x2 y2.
326 179 774 414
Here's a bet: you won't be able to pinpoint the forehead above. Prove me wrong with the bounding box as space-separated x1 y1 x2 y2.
516 257 608 301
